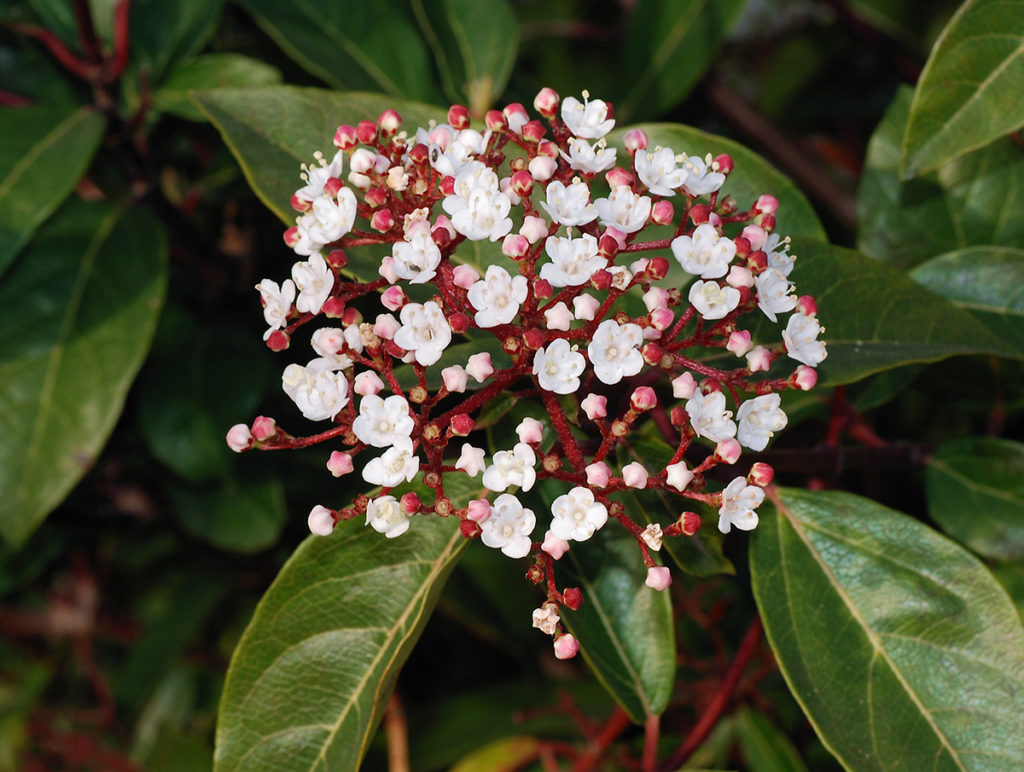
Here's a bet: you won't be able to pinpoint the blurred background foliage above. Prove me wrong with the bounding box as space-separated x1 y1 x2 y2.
1 0 1021 770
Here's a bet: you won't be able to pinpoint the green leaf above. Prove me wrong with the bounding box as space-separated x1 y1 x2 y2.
411 0 518 115
617 0 748 121
901 0 1024 177
560 528 676 723
858 86 1024 269
734 708 810 772
236 0 442 103
154 54 282 121
619 124 826 240
787 238 1022 385
192 86 444 224
926 436 1024 561
450 736 541 772
909 246 1024 347
750 488 1024 771
0 201 167 546
128 0 225 84
213 515 465 771
0 105 105 276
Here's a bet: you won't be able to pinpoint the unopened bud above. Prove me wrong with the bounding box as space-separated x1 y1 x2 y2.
327 451 354 477
553 633 579 660
748 462 775 487
689 204 710 224
623 128 649 153
622 462 649 488
645 566 672 591
290 193 311 212
452 264 479 289
792 365 818 391
451 413 474 436
581 393 607 420
448 312 470 334
533 278 553 299
715 438 742 465
356 120 378 145
370 209 395 233
307 505 336 536
642 342 664 365
467 499 491 523
605 167 633 187
630 386 657 411
562 587 583 610
651 199 674 225
333 124 358 150
401 492 421 514
533 87 559 117
796 295 818 316
460 519 481 538
484 109 506 132
713 153 734 175
226 424 252 452
266 329 290 351
680 511 701 535
647 256 669 280
380 285 408 311
522 120 545 143
251 416 277 441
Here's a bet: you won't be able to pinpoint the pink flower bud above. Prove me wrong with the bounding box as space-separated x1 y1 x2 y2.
755 194 779 215
308 505 336 536
713 153 734 175
290 193 311 212
523 328 545 349
651 199 674 225
401 491 421 513
520 215 549 244
370 209 395 233
226 423 252 452
650 307 674 331
689 204 710 224
590 269 612 291
624 128 649 153
380 285 407 311
451 413 475 436
708 211 724 227
562 586 583 609
327 451 354 477
741 224 766 250
748 462 775 487
533 278 553 299
522 120 546 143
645 566 672 591
374 313 400 340
466 353 494 382
283 226 300 247
544 302 573 331
251 416 277 441
747 346 771 372
642 342 664 365
792 365 818 391
442 365 468 393
671 372 697 399
715 438 742 465
726 265 755 288
516 417 544 445
553 633 579 660
378 256 399 284
502 233 530 259
585 461 611 488
758 213 776 231
528 155 557 181
537 139 559 159
334 124 358 150
664 461 694 491
605 167 633 188
452 264 480 289
647 256 669 280
447 104 470 129
354 371 385 396
378 109 402 133
542 530 570 559
581 393 607 420
534 87 559 117
641 287 668 313
448 312 470 334
467 499 491 523
796 296 818 317
573 294 600 321
356 120 378 144
485 109 506 132
622 462 649 489
341 306 362 326
630 387 657 411
266 330 290 351
727 330 753 357
680 512 701 536
747 250 768 274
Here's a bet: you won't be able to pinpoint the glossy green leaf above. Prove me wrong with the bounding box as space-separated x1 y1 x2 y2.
193 86 444 224
129 0 225 84
618 125 826 241
902 0 1024 177
750 488 1024 771
618 0 747 120
787 238 1022 385
910 246 1024 346
237 0 441 103
926 436 1024 561
411 0 517 115
734 708 809 772
450 736 540 772
154 54 282 121
560 528 676 723
0 201 167 546
213 515 466 771
858 86 1024 269
171 472 287 554
0 105 105 276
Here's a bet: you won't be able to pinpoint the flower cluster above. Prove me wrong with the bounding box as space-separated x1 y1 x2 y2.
227 88 827 659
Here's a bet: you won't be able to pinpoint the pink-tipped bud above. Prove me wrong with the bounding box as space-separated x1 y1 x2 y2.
670 406 688 427
585 461 611 488
378 109 402 133
451 413 475 436
680 512 701 536
506 170 532 198
447 104 470 129
322 177 343 199
466 353 494 382
319 297 344 318
572 294 600 321
226 423 252 452
535 139 558 159
374 313 400 340
715 438 742 465
689 204 710 225
266 329 290 351
562 587 583 609
283 226 300 247
544 302 573 331
341 306 362 326
528 155 557 181
642 341 664 365
363 186 387 208
356 120 378 145
624 128 649 153
553 633 579 660
754 194 779 215
741 224 766 251
308 505 336 536
605 167 633 188
322 249 346 270
630 386 657 412
484 109 506 132
542 530 570 559
622 462 649 489
334 124 358 150
746 346 771 372
448 312 470 334
645 566 672 591
596 235 620 262
327 451 354 477
758 213 776 232
400 492 421 514
370 209 395 233
503 102 528 132
533 278 553 299
498 238 528 266
649 307 675 331
748 462 775 487
467 498 491 523
460 519 481 539
713 153 734 175
251 416 277 441
380 285 407 312
441 365 468 393
522 120 546 143
534 87 559 117
354 371 385 396
650 199 675 225
726 265 755 288
796 295 818 317
516 417 544 445
590 269 612 291
747 250 768 274
440 175 456 196
792 365 818 391
671 372 697 399
727 330 753 357
452 264 480 289
643 255 667 281
408 142 429 165
581 393 607 420
522 328 545 350
290 193 312 212
519 215 548 243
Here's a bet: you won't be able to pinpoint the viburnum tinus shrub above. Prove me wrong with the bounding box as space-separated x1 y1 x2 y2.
226 87 826 659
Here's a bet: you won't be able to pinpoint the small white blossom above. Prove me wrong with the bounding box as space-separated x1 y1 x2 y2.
533 339 586 394
755 268 797 322
392 228 442 284
292 253 334 315
688 280 741 320
393 301 452 366
365 495 410 538
482 443 537 492
307 504 335 536
257 278 295 340
307 327 353 371
467 265 528 327
480 493 535 558
295 150 345 203
588 320 644 385
293 188 358 255
532 604 560 635
362 437 420 487
641 523 664 551
671 224 736 279
446 184 514 242
540 233 604 287
550 486 608 542
783 312 827 367
455 444 487 476
281 363 350 422
540 180 598 226
765 233 796 276
685 390 737 442
737 393 788 451
635 147 688 196
718 477 764 533
593 186 651 234
560 92 615 139
664 461 694 491
352 394 414 447
561 137 617 174
681 154 726 197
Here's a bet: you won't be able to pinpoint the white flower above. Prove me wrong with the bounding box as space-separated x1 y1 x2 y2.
352 394 414 447
257 278 295 340
393 301 452 366
641 523 664 551
755 269 797 322
532 604 560 635
455 444 487 476
362 437 420 487
765 233 796 276
681 154 726 197
448 187 514 241
718 477 764 533
665 461 694 491
293 188 358 255
295 150 345 203
737 393 788 451
685 391 737 442
366 495 410 538
308 504 335 536
671 224 736 279
533 339 586 394
783 312 827 367
482 443 537 492
593 186 651 234
281 363 350 421
688 280 741 320
561 92 615 139
540 233 604 287
392 228 442 284
635 147 688 196
544 302 573 331
588 319 644 385
550 486 608 542
539 180 598 226
467 266 528 327
561 137 617 174
307 327 353 371
292 253 334 314
480 493 535 558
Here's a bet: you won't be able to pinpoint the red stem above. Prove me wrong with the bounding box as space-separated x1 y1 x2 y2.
570 706 632 772
9 22 93 79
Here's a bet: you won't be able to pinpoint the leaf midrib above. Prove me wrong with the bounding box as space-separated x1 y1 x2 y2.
0 107 93 201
